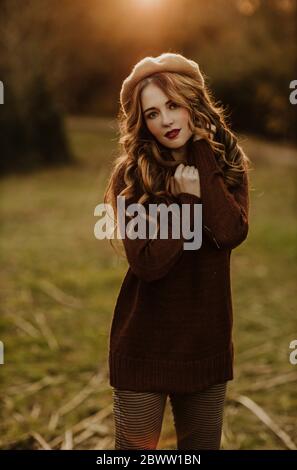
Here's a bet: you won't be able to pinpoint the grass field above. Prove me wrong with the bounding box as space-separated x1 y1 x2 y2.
1 116 296 449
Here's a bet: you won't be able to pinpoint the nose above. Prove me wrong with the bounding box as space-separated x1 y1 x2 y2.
161 111 174 127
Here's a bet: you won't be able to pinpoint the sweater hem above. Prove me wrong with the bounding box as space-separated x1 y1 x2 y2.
109 343 234 394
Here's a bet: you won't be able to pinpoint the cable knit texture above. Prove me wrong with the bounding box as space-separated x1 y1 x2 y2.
108 138 249 393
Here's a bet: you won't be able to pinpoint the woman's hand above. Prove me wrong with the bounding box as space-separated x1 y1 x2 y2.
170 163 201 198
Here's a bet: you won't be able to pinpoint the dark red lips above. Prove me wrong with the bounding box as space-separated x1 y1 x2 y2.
165 129 180 138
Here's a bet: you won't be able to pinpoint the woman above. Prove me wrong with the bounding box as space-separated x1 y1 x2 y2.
103 52 251 450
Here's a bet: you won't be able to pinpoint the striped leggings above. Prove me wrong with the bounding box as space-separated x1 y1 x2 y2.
112 382 227 450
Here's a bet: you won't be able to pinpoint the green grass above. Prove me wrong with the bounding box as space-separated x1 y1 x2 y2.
0 116 296 449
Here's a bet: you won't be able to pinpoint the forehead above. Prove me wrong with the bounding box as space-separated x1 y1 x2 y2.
141 83 169 110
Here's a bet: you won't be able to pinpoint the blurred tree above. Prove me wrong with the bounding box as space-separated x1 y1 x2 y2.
180 0 297 141
0 0 73 175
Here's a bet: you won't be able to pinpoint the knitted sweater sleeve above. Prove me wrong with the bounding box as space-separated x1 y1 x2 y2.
114 168 201 282
194 139 250 250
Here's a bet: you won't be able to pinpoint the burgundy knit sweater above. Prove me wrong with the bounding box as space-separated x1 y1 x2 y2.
108 137 249 394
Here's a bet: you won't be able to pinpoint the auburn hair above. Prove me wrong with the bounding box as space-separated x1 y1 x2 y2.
104 71 252 256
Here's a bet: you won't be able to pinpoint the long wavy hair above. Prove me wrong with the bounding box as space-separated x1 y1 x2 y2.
104 70 252 256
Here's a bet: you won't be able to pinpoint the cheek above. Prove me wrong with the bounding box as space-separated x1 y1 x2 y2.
179 109 190 124
146 120 159 135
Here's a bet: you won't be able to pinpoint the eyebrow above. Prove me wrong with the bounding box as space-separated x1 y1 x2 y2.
143 100 172 114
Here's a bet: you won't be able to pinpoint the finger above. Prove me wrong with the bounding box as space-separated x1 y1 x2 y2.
186 165 196 172
188 166 198 180
183 166 192 177
186 168 193 178
174 164 184 178
174 163 184 178
189 166 198 174
185 168 192 179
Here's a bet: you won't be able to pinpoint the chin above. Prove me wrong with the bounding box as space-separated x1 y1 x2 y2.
174 140 187 148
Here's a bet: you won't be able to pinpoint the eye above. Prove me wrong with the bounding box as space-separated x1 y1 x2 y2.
147 111 157 119
147 102 179 119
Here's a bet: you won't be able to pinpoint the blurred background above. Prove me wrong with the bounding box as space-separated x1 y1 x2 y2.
0 0 296 450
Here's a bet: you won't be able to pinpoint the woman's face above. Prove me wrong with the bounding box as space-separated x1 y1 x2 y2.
141 83 193 156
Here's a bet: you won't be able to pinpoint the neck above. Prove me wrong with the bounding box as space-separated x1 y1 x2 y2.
171 143 187 163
